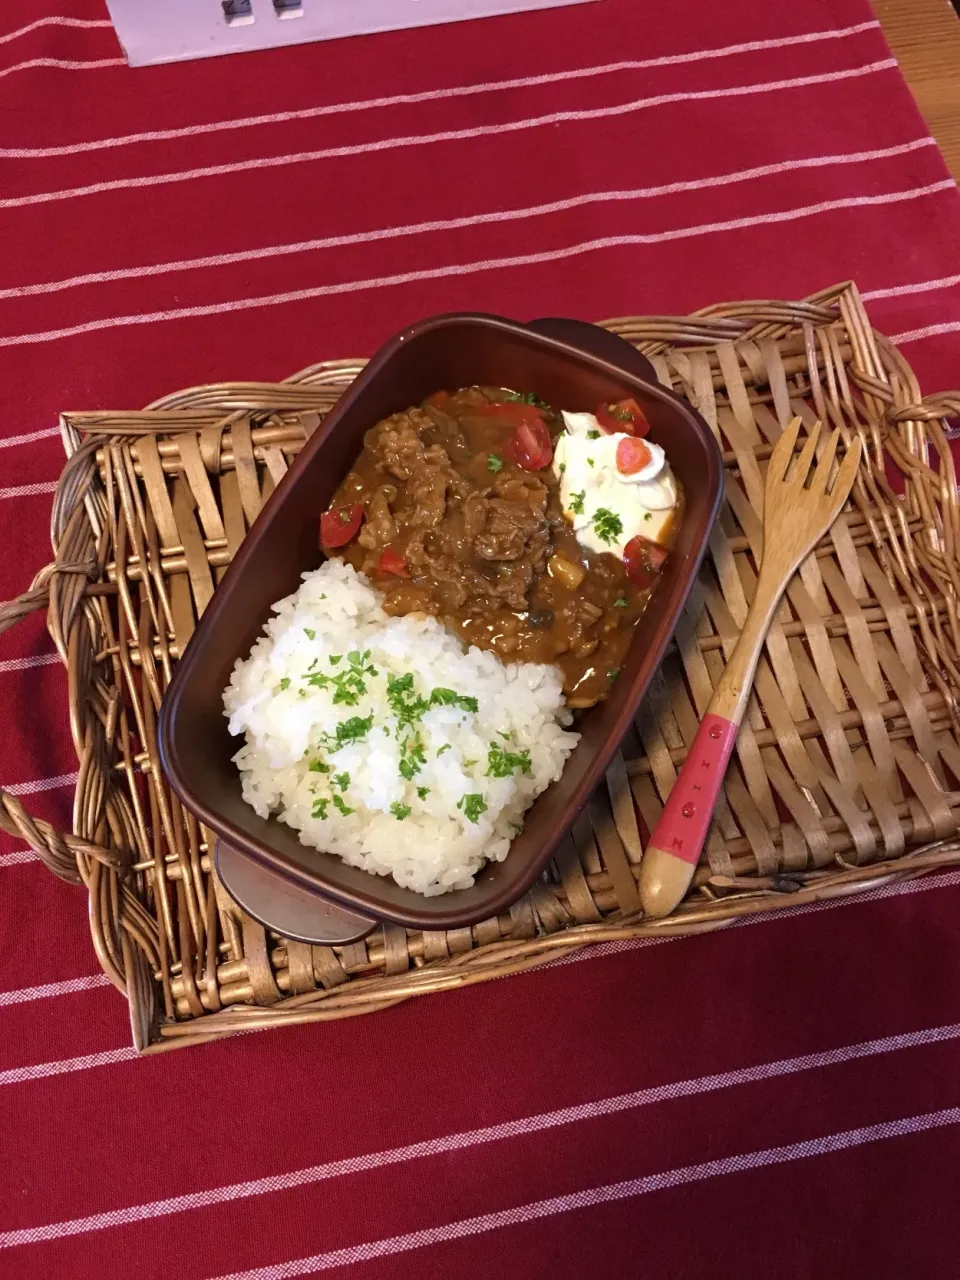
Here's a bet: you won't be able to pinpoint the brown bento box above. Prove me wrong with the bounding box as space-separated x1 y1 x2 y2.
158 314 723 936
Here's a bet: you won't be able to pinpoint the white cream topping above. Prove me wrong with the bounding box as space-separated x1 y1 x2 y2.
553 411 678 556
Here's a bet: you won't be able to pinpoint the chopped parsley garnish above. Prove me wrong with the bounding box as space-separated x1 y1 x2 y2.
587 429 600 439
387 673 479 730
311 798 329 820
644 512 653 521
318 714 374 752
487 453 504 473
607 668 620 682
336 714 374 743
614 596 629 608
593 508 623 544
429 687 479 713
332 794 354 816
437 744 452 757
390 802 411 820
569 490 586 516
604 402 632 423
428 687 456 706
329 654 342 664
559 462 566 474
399 732 427 781
332 772 350 791
486 742 532 778
332 671 370 705
306 649 376 706
387 672 427 728
308 759 330 773
506 391 550 409
457 793 488 823
587 458 595 468
279 677 290 691
416 786 430 800
303 628 316 640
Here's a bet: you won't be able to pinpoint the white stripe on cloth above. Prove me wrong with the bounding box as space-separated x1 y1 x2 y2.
3 772 78 796
0 974 111 1007
0 22 882 159
206 1108 960 1279
0 60 898 210
863 273 960 301
0 17 114 47
0 653 59 674
889 320 960 345
0 138 936 302
0 425 61 449
0 481 57 498
0 1047 136 1088
0 57 123 83
0 850 39 868
2 1021 959 1248
0 179 951 351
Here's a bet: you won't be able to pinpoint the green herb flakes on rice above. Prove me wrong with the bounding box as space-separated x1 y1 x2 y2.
224 560 579 896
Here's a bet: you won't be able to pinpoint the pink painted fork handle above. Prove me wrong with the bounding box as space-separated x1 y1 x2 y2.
637 713 740 918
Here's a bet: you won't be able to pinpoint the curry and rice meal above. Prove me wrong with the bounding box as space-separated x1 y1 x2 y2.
224 387 682 895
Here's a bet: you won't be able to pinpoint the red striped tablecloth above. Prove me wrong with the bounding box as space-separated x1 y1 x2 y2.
3 2 960 1277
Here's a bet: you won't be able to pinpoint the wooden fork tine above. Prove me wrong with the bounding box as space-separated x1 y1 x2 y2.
809 427 840 495
790 420 822 488
825 437 863 517
767 416 802 485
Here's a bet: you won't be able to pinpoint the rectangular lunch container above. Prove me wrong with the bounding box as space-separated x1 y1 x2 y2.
158 313 723 932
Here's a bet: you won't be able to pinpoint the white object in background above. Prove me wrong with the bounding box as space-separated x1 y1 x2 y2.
105 0 598 68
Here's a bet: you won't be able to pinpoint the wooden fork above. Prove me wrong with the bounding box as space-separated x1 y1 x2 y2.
636 417 862 919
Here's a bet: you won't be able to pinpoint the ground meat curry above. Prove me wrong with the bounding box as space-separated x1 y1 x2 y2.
323 387 680 707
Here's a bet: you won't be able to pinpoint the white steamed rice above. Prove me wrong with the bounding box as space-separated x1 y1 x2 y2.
223 559 579 895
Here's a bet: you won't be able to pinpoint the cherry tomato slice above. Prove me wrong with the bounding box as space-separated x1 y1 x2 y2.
501 420 553 471
623 534 667 590
616 436 654 475
596 397 651 437
471 401 545 428
376 544 409 577
320 503 363 549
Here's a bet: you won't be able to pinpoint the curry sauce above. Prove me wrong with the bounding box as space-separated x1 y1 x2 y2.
326 387 681 707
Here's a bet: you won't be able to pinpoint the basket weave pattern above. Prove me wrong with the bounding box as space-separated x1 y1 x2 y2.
3 282 960 1051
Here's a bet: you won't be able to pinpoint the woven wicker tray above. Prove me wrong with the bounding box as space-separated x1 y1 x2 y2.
3 282 959 1052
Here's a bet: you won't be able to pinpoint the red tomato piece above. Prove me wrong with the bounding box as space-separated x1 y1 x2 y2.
320 503 363 549
623 535 667 590
376 545 409 577
471 401 545 428
501 420 553 471
425 390 451 409
596 397 651 437
616 436 654 475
